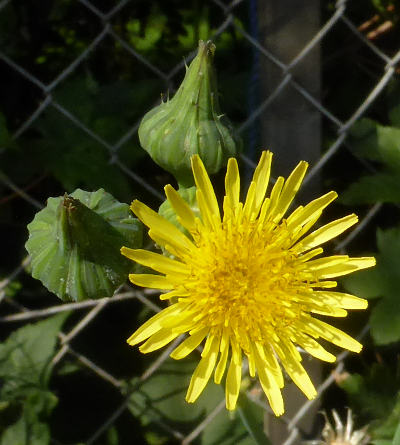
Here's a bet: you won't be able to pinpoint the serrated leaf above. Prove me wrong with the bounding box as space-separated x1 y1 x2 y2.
0 313 69 397
340 173 400 205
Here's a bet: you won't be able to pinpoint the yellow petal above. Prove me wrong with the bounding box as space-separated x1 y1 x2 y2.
131 200 194 252
170 327 208 360
191 155 220 221
128 273 173 290
164 184 197 233
159 289 187 300
243 181 256 220
298 247 324 263
312 291 367 309
295 214 358 253
186 334 219 403
296 333 336 363
289 210 324 246
257 197 271 225
306 318 363 352
254 343 284 416
121 247 188 276
252 151 273 213
264 345 284 388
311 305 348 317
264 177 284 222
127 304 182 345
214 329 230 384
225 158 240 212
287 191 337 231
161 310 196 330
196 189 215 230
310 256 376 279
147 230 185 260
225 351 242 410
231 336 242 365
272 160 308 223
247 344 256 378
275 341 317 400
140 328 179 353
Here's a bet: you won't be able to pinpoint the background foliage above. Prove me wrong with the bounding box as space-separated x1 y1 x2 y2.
1 0 400 444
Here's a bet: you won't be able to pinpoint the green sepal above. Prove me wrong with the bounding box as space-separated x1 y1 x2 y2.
139 40 241 186
25 189 143 301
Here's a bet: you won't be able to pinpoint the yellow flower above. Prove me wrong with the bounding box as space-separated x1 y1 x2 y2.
121 151 375 416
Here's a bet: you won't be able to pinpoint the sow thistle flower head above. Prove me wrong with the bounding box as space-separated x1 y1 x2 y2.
121 151 375 416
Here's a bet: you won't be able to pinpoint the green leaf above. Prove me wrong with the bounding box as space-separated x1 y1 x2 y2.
370 393 400 443
237 395 271 445
370 297 400 345
0 278 22 299
0 313 69 397
342 267 384 299
127 357 265 445
340 173 400 205
1 413 50 445
342 226 400 345
0 389 57 445
127 358 208 425
349 118 381 161
338 373 364 396
389 104 400 127
106 426 119 445
338 363 400 422
0 316 65 445
393 422 400 445
28 76 150 201
376 125 400 173
26 189 143 301
30 117 131 201
126 6 167 52
349 119 400 173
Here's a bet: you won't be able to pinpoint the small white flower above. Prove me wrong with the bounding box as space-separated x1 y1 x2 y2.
305 409 369 445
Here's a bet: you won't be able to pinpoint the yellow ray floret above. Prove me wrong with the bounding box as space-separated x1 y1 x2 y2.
121 151 375 416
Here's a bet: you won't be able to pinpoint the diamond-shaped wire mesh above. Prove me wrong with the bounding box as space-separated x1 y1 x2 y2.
0 0 398 443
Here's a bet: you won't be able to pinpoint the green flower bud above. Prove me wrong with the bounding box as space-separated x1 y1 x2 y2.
25 189 143 302
139 40 241 187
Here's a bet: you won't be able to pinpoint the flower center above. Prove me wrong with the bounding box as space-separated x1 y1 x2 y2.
184 220 310 345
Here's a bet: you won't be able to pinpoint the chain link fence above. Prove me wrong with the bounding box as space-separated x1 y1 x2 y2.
0 0 398 443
